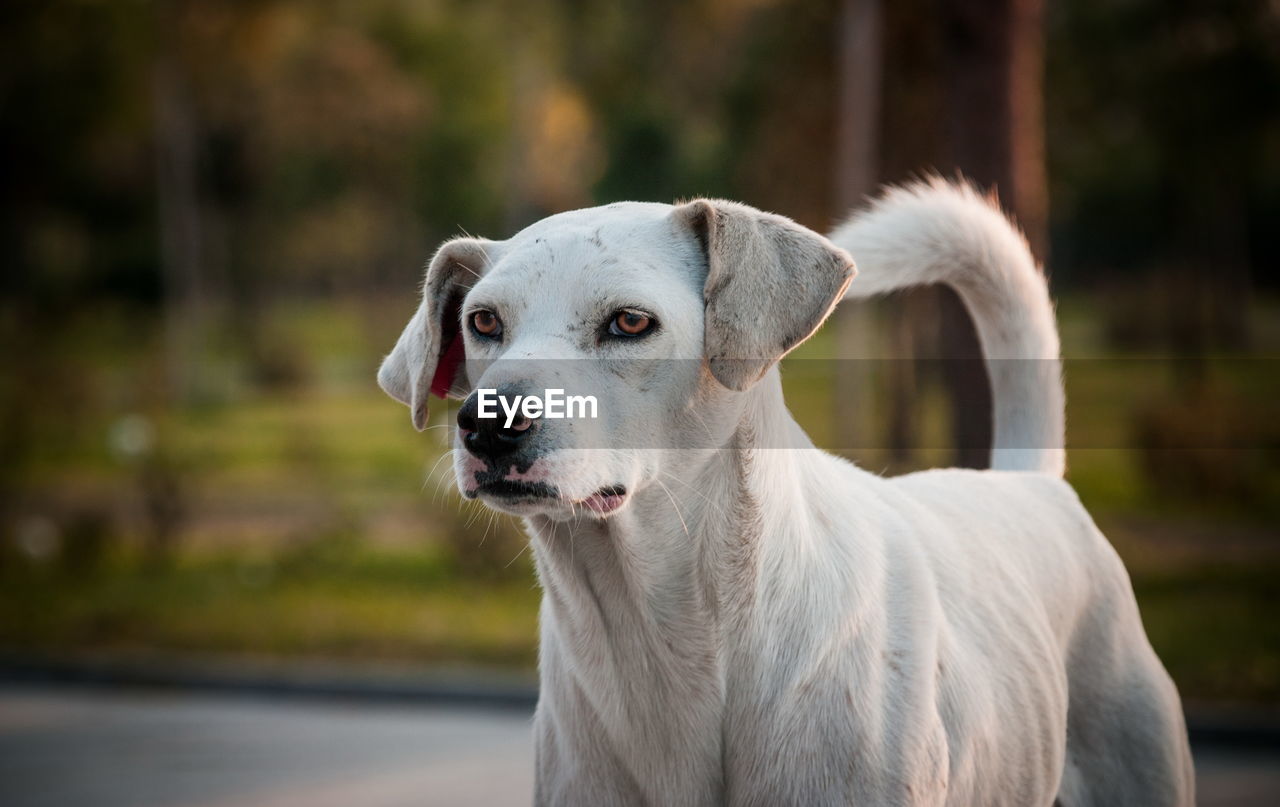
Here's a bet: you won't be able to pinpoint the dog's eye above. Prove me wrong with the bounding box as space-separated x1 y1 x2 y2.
470 309 503 338
608 309 655 338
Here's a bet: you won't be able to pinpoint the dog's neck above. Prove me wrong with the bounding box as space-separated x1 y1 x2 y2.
526 368 811 801
529 368 804 645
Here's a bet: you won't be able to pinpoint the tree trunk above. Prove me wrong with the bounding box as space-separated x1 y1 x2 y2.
834 0 883 214
936 0 1047 468
831 0 883 457
153 0 204 404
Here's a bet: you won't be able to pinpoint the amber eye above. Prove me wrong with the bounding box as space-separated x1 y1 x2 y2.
471 309 502 338
609 309 654 337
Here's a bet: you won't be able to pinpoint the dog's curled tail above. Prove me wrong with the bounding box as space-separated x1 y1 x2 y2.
828 178 1065 476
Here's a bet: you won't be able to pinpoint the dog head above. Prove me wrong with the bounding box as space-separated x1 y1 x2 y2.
379 200 854 519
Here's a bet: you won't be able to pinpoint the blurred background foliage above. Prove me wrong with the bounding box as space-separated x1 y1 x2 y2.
0 0 1277 702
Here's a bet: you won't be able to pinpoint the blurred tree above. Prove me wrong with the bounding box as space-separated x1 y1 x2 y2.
834 0 883 212
728 0 841 227
873 0 948 468
0 0 1274 464
0 1 158 304
831 0 884 457
939 0 1048 255
1047 0 1278 349
565 0 760 207
931 0 1049 468
154 0 207 402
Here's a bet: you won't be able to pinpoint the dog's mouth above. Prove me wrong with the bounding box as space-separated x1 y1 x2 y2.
472 479 558 501
471 479 628 517
574 484 627 515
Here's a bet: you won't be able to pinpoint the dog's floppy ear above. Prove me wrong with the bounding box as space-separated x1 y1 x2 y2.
378 237 499 431
673 199 856 391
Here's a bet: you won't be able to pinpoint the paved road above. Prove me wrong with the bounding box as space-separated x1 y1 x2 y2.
0 686 532 807
1 685 1277 806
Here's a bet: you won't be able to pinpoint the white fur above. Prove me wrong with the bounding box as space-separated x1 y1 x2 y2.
381 182 1194 805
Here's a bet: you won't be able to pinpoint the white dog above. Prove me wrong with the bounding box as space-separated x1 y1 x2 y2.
379 180 1194 805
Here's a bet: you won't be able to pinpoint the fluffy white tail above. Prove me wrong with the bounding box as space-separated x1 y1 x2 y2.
828 179 1065 476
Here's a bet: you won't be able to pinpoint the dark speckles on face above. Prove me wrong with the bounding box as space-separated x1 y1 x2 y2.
471 454 540 485
527 236 555 264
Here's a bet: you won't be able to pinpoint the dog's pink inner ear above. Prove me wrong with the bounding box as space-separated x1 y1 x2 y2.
430 336 464 398
429 291 466 399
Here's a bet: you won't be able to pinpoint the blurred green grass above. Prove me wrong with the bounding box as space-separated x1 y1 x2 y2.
0 541 540 667
1135 562 1280 704
1 295 1276 703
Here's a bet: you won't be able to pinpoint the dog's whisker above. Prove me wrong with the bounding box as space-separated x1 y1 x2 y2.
653 477 691 539
423 449 455 488
464 502 488 530
659 469 728 522
503 539 530 569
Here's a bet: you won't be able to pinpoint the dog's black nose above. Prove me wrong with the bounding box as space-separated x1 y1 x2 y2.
457 389 534 460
